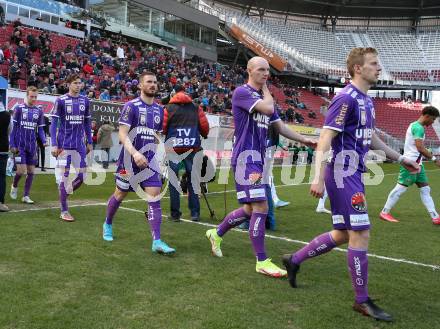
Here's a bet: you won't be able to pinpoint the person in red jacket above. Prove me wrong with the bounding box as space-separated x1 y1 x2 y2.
83 60 94 75
163 85 209 222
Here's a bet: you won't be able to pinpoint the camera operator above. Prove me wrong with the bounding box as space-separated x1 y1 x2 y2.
163 85 210 222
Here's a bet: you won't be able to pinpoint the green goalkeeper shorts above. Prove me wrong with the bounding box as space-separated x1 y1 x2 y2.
398 163 428 186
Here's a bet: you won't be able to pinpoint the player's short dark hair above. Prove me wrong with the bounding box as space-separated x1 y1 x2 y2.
139 71 156 83
66 74 81 84
422 106 440 118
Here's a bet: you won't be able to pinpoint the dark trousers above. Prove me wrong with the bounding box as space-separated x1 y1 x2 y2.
0 154 7 203
169 152 200 219
102 148 110 168
37 139 45 169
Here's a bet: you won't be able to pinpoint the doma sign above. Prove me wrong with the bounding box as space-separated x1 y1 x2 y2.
90 100 123 124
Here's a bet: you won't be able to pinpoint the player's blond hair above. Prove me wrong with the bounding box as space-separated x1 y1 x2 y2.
346 47 378 77
26 86 38 95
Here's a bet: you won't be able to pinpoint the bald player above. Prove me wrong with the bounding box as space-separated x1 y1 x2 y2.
205 57 286 277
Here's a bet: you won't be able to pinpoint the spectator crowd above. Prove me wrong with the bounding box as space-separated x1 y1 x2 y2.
1 17 322 124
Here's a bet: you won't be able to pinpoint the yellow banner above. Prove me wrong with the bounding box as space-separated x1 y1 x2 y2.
288 124 320 136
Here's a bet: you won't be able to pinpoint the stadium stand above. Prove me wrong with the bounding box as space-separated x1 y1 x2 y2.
373 98 438 139
228 13 440 83
1 5 438 144
0 19 242 116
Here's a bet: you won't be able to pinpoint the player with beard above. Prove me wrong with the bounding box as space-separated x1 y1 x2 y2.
9 86 47 204
102 72 175 255
50 74 93 221
282 48 419 321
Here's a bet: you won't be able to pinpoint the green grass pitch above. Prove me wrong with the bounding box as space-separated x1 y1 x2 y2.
1 163 439 329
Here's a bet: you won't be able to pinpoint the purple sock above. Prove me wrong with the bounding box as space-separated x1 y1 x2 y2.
347 247 369 304
59 182 68 212
23 173 34 197
72 173 84 191
249 212 267 261
105 195 122 225
13 174 22 188
147 201 162 240
217 208 250 237
292 232 336 264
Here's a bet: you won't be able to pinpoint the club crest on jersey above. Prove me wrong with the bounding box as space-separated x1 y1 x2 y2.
360 110 366 125
154 115 160 124
33 113 39 119
335 103 348 125
351 192 367 212
79 104 85 112
140 115 146 125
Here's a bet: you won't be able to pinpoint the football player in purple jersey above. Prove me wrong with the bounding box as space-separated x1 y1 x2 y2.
50 74 93 222
282 48 419 321
206 57 293 277
9 86 46 204
102 71 175 255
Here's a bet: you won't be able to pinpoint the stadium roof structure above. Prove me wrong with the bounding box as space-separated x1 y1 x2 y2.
213 0 440 18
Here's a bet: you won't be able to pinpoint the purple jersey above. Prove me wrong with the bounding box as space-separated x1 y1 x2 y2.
50 94 91 149
231 84 279 165
323 84 375 172
10 103 45 153
117 97 164 171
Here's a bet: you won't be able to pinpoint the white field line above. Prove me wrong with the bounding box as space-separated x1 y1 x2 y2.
119 206 440 271
6 169 440 270
8 168 440 213
5 200 439 270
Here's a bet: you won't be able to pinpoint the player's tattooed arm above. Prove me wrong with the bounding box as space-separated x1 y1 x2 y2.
310 128 338 198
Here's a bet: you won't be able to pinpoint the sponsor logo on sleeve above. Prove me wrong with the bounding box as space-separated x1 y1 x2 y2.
335 103 348 126
122 107 130 121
